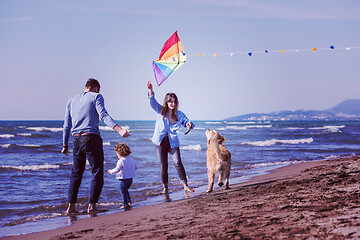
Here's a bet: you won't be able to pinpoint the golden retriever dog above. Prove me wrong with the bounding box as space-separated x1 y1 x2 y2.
205 129 231 193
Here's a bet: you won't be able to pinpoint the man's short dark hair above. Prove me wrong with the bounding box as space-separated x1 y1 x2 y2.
85 78 100 90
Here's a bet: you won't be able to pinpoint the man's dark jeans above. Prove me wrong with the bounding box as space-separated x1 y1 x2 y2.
68 134 104 203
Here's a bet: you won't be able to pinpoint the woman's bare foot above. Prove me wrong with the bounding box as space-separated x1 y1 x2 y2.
66 203 77 215
87 203 97 213
183 185 194 193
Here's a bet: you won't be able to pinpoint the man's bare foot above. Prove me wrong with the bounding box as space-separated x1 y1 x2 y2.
120 204 132 211
66 203 77 215
184 185 194 193
162 187 168 194
87 203 97 213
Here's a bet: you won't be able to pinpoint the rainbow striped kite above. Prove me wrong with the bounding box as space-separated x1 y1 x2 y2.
152 31 186 86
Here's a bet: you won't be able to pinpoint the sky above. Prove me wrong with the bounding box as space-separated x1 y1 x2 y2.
1 0 359 120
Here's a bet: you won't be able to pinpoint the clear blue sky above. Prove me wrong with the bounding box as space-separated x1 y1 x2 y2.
1 0 359 120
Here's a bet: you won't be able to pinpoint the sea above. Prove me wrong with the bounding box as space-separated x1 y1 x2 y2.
1 120 360 237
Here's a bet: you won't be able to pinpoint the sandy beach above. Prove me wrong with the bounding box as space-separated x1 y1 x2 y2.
3 156 359 239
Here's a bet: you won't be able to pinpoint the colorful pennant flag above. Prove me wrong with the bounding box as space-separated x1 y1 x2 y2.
193 45 359 58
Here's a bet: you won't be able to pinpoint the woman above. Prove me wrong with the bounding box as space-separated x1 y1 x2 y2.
148 82 194 194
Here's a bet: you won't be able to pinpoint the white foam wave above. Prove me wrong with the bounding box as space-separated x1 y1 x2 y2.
27 127 63 132
322 155 339 160
9 212 63 226
226 125 272 130
99 125 130 131
0 164 60 171
60 162 73 166
0 134 15 138
180 144 202 151
310 125 345 133
225 126 246 130
1 144 11 148
225 121 257 124
98 202 122 207
251 160 305 168
17 133 32 137
103 142 111 146
286 127 305 130
19 144 41 147
99 126 114 131
205 122 223 125
245 125 272 129
130 128 153 132
242 137 313 147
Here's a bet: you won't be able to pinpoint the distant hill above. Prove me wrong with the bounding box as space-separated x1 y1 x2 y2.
326 99 360 116
226 99 360 121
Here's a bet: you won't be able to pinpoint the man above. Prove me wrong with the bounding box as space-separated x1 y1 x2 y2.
61 78 130 215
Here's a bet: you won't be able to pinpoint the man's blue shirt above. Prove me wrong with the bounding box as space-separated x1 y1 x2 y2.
63 92 117 146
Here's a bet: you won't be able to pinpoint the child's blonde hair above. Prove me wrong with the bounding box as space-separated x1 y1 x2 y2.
114 142 131 157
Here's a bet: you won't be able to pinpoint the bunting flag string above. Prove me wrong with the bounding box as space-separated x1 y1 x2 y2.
189 45 360 57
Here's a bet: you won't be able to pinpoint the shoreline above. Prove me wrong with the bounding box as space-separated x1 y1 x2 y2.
0 159 298 237
3 156 360 239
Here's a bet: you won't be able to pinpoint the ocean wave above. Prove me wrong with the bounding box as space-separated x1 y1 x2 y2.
130 128 154 132
19 144 41 148
321 155 340 160
180 144 202 151
310 125 345 133
17 133 32 137
5 212 63 227
0 164 61 171
100 125 130 131
224 126 247 130
1 144 41 149
26 127 63 132
98 202 123 207
103 142 111 146
250 160 305 168
225 125 272 130
204 121 223 125
0 144 61 151
285 127 305 130
0 134 15 138
99 126 114 131
60 162 73 166
225 121 257 124
242 137 314 147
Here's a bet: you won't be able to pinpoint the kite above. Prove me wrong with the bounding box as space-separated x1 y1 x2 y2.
152 31 186 86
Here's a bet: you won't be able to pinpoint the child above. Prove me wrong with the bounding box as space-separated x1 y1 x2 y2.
108 142 137 209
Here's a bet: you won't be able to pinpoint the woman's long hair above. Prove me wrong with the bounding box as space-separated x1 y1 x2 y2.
161 93 179 121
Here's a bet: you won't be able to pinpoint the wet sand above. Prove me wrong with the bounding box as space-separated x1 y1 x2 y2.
3 156 360 239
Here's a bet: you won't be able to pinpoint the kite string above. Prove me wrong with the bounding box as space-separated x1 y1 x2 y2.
187 46 360 57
